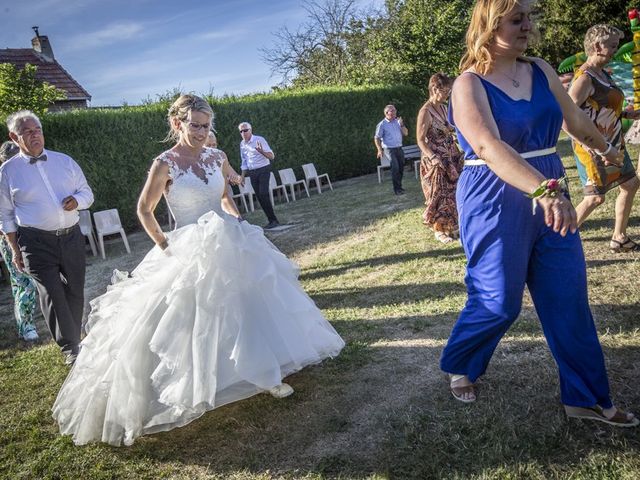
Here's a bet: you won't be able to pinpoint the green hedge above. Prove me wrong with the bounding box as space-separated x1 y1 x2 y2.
0 84 424 229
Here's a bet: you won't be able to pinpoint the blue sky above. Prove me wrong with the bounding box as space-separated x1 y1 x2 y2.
0 0 383 106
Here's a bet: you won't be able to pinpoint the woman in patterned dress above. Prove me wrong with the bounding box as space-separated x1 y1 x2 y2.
0 141 38 341
416 73 464 243
568 24 640 252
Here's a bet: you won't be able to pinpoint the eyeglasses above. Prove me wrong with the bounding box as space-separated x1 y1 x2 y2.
182 121 211 132
239 129 250 133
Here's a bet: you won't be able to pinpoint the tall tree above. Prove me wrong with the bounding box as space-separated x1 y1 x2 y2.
0 63 65 120
531 0 638 66
261 0 365 86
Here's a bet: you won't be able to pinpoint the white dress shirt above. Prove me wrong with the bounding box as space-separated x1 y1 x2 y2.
0 149 94 233
240 135 274 171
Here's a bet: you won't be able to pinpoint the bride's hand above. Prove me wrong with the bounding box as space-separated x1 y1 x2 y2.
537 194 577 236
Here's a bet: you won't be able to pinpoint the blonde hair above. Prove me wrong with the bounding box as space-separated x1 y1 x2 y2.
165 94 214 143
583 24 623 56
460 0 538 75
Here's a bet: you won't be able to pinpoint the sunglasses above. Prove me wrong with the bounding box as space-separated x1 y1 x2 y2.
239 129 250 133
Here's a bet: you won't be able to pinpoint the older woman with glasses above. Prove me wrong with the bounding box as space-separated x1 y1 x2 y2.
568 24 640 252
416 73 463 243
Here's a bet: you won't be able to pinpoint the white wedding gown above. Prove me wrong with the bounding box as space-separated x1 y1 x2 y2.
52 148 345 446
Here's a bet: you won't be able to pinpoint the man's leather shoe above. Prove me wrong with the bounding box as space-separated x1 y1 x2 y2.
264 221 280 230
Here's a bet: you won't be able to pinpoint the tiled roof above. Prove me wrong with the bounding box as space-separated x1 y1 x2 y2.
0 49 91 100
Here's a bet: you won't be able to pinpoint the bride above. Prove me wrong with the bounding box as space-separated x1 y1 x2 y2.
52 94 345 446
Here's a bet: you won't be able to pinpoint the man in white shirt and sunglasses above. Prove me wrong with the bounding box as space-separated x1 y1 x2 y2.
238 122 280 229
0 110 94 365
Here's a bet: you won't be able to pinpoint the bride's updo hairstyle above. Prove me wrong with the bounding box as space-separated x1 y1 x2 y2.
165 94 214 142
459 0 539 75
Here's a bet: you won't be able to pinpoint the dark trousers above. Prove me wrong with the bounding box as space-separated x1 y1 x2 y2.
384 147 405 193
18 225 86 355
248 165 278 223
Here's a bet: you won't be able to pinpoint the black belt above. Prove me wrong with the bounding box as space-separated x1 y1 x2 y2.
20 223 79 237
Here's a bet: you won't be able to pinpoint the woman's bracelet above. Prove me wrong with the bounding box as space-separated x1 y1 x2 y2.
526 176 567 214
594 142 613 156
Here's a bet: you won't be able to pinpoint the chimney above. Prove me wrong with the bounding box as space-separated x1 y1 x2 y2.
31 26 55 62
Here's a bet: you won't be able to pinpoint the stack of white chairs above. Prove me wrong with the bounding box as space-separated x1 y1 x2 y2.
78 210 98 256
302 163 333 193
269 172 289 206
93 209 131 259
278 168 310 201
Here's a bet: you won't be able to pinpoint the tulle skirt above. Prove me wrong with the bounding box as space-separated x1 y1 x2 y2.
52 211 344 446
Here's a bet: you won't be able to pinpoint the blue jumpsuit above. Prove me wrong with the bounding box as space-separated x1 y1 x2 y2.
440 62 612 409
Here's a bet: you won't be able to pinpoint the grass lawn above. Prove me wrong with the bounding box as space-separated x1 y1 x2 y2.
1 136 639 479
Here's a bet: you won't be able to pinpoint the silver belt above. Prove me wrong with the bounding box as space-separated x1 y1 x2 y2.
464 147 557 166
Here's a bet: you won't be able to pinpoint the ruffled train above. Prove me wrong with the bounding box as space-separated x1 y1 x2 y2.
52 211 344 446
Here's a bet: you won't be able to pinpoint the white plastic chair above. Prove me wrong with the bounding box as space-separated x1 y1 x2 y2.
78 210 97 256
377 155 391 184
269 172 289 206
303 163 333 193
238 177 255 212
93 209 131 259
227 184 249 213
278 168 310 201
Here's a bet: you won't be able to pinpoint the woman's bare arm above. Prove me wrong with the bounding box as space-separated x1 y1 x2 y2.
137 159 170 248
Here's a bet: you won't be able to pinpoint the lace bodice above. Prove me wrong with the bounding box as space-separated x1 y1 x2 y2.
160 148 226 228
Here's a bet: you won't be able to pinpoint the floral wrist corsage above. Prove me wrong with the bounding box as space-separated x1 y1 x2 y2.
526 176 567 214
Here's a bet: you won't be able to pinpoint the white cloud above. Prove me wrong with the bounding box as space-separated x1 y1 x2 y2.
61 21 144 52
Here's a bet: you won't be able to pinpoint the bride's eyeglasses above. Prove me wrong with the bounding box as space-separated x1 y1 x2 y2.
183 121 211 132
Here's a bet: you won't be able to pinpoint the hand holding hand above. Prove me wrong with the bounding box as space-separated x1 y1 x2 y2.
626 109 640 120
62 196 78 211
537 194 577 237
228 174 243 186
603 145 623 167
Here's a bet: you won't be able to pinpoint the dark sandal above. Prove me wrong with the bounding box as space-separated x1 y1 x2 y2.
450 375 476 403
564 405 640 427
610 237 640 252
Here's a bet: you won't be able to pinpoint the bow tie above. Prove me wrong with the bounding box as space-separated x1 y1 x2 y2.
29 154 47 164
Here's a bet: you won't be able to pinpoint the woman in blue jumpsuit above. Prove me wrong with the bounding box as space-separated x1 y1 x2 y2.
440 0 638 427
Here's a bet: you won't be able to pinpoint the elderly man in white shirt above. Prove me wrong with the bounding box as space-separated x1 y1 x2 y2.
238 122 280 229
0 110 94 365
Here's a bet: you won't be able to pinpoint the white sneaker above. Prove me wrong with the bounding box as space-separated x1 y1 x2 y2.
22 329 39 342
269 383 294 398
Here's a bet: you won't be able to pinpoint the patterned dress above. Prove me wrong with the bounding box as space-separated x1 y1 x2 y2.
571 67 636 195
0 235 37 338
419 101 464 234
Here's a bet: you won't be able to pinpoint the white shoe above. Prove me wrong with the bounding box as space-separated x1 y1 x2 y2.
269 383 294 398
22 329 39 342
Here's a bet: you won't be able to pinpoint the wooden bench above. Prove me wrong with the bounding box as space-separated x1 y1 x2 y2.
401 144 422 179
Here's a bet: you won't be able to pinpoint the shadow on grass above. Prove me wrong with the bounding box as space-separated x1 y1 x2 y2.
300 249 465 281
310 281 466 309
3 304 639 479
581 215 640 233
